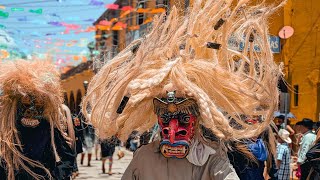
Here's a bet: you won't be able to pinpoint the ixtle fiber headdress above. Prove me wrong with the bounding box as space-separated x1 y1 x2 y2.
83 0 284 142
0 60 63 179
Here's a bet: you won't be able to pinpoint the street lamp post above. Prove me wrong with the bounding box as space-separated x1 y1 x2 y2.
83 80 89 95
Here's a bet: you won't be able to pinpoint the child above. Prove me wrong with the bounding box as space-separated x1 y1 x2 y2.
276 129 292 180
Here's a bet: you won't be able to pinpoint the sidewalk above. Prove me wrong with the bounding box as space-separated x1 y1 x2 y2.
74 147 133 180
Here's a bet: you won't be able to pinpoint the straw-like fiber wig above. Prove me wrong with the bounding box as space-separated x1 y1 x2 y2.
83 0 284 142
0 60 63 179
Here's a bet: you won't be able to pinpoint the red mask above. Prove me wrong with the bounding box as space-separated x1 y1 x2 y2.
153 91 199 159
158 113 196 158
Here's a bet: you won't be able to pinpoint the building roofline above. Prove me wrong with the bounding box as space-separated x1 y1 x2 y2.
61 61 93 80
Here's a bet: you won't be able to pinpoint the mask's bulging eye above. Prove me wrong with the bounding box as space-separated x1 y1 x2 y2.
160 115 170 124
180 114 190 124
163 128 169 135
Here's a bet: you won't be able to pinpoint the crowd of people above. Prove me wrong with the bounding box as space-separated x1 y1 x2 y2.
274 116 320 180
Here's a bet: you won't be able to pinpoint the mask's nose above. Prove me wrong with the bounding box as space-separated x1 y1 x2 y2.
168 119 178 144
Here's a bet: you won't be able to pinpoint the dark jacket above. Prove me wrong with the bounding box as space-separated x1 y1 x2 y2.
0 124 75 180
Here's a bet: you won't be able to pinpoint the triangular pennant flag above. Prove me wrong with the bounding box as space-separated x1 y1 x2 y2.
143 17 153 24
121 6 134 11
106 4 119 10
115 22 127 29
128 25 140 31
149 8 166 13
136 8 150 13
120 10 131 18
99 20 112 26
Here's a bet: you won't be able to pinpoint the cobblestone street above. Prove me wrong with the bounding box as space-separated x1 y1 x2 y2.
74 147 133 180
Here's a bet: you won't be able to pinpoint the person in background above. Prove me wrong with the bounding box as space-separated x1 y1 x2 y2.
94 137 100 160
228 117 277 180
80 121 95 166
275 115 295 136
296 118 317 180
302 126 320 179
0 60 75 179
276 129 291 180
71 114 85 178
100 136 119 175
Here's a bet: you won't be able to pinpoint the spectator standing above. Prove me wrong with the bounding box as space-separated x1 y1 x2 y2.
71 114 85 178
80 122 95 166
296 118 316 180
303 128 320 179
276 129 291 180
100 136 119 175
275 115 295 135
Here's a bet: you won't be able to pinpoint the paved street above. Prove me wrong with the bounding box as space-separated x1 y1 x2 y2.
74 147 133 180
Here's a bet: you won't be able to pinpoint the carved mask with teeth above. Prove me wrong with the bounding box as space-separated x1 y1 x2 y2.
16 95 45 128
153 91 199 159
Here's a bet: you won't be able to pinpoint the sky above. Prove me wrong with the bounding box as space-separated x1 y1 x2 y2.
0 0 114 68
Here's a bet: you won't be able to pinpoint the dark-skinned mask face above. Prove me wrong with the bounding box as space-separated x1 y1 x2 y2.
16 95 46 128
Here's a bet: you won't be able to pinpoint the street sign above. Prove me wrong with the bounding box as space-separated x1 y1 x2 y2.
228 35 281 53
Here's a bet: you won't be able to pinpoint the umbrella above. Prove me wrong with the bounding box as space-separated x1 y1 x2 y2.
274 111 296 119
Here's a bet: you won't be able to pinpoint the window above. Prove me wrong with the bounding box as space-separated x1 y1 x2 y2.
137 0 146 25
294 85 299 106
156 0 170 7
156 0 170 14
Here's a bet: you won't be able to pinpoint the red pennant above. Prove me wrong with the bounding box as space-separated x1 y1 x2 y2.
121 6 134 11
99 20 112 26
106 4 119 10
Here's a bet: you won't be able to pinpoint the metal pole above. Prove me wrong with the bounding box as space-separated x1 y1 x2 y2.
284 93 288 128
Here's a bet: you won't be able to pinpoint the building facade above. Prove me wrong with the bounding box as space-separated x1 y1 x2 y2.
282 0 320 122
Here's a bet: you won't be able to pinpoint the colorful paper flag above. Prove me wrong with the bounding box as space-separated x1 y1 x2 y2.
110 18 118 22
73 55 79 61
84 26 96 32
150 8 166 13
29 8 42 14
115 22 127 28
128 25 140 31
106 4 119 10
48 21 63 26
89 0 104 6
121 6 134 11
0 49 9 59
11 8 24 12
0 11 9 18
99 20 112 26
111 25 122 31
136 8 150 13
120 10 131 18
143 17 153 24
96 25 110 31
82 56 87 62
